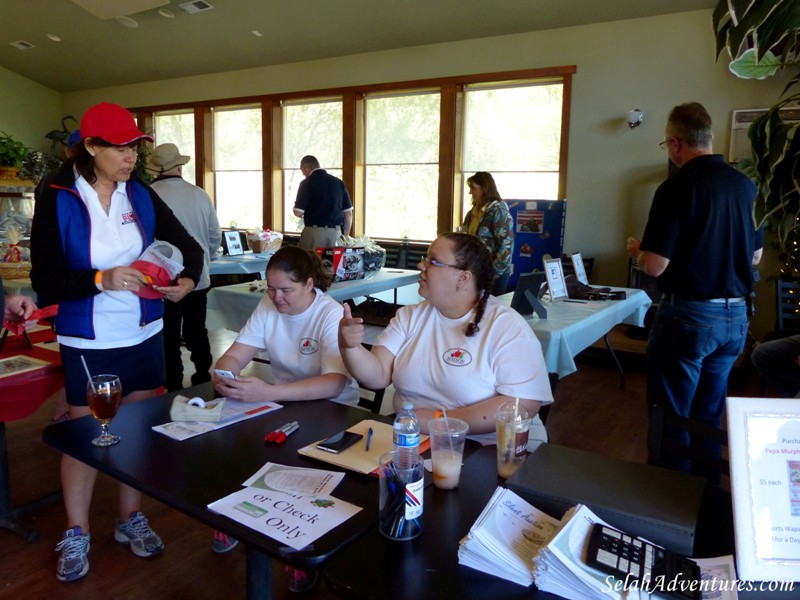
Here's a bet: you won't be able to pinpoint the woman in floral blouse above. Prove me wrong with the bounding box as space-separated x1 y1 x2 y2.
462 172 514 295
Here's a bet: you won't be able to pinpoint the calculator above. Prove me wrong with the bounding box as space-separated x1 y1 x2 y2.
585 523 701 600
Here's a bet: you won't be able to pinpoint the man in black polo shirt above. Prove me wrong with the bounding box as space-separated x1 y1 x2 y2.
293 155 353 251
626 102 763 472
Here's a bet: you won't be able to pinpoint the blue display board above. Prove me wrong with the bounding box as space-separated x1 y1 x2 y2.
505 199 566 289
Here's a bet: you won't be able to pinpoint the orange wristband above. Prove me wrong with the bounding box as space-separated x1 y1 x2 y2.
94 270 104 290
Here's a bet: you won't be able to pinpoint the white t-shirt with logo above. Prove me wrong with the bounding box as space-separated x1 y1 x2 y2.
376 296 553 445
236 289 358 406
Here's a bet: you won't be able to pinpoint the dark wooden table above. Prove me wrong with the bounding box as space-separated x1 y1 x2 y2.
43 383 390 600
325 445 795 600
324 445 563 600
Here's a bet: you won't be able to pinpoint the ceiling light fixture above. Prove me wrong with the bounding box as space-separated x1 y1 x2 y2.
179 1 214 14
115 15 140 28
10 40 35 50
252 30 263 37
46 34 62 42
158 8 175 18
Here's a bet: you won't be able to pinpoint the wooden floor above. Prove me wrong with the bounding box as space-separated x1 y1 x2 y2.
0 325 762 599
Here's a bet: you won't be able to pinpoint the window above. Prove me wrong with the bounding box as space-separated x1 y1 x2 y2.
153 111 196 185
281 99 343 232
462 81 564 217
213 106 262 229
365 91 440 240
133 66 573 240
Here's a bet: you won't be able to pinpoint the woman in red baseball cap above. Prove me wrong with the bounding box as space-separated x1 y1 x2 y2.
30 102 204 583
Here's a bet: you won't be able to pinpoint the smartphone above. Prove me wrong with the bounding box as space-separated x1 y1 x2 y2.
214 369 236 379
316 430 364 454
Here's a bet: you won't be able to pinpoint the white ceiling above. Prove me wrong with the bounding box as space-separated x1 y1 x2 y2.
1 0 716 93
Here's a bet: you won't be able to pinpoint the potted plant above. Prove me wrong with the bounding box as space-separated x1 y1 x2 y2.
0 131 29 179
712 1 800 276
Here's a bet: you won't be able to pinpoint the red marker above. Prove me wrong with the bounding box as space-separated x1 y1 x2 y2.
273 422 299 445
264 421 296 443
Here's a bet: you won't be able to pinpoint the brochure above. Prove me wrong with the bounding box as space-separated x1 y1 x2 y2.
457 486 560 587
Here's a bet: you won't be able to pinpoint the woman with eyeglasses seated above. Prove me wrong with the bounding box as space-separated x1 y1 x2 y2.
339 232 552 443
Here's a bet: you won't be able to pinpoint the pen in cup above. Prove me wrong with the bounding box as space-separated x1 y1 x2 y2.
365 427 374 451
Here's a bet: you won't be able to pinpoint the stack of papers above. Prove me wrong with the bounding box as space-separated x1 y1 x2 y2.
457 487 560 587
532 504 740 600
207 463 362 550
531 504 622 599
460 493 741 600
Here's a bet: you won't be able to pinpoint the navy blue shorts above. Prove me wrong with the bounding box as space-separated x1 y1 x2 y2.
60 332 166 406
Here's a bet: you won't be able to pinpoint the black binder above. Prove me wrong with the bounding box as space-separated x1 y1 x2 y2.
506 443 706 556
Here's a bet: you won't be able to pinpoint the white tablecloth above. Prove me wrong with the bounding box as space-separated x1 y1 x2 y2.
207 269 421 332
497 287 652 378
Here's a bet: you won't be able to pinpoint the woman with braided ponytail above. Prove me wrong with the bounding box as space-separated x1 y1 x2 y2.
339 232 552 444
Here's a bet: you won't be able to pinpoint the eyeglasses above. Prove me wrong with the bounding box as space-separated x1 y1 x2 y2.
421 257 462 269
658 137 682 150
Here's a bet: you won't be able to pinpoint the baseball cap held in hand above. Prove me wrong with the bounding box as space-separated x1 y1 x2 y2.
81 102 153 145
131 241 184 300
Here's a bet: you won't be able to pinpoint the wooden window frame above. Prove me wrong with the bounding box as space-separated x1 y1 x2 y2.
133 65 575 240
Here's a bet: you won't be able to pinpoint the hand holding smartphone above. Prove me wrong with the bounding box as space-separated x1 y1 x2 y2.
215 369 236 380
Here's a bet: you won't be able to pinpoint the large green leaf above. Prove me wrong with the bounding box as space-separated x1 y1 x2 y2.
754 1 800 59
726 1 781 59
729 48 783 78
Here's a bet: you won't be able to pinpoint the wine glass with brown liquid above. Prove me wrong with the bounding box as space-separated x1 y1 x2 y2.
87 374 122 447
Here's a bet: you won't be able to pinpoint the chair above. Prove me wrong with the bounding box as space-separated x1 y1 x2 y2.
357 386 386 414
765 279 800 340
647 404 729 482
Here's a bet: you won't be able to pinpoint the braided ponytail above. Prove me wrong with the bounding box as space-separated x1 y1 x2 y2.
441 232 494 337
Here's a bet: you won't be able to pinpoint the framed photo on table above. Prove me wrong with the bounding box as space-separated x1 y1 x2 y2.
223 231 244 256
727 397 800 582
571 252 589 285
543 258 568 301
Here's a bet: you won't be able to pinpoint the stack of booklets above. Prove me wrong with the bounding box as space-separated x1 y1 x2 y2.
457 487 560 587
531 503 625 599
461 492 740 600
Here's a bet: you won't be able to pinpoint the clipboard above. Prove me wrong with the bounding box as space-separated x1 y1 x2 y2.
298 420 430 475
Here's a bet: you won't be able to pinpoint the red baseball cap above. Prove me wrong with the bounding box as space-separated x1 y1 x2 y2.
80 102 153 145
130 260 171 300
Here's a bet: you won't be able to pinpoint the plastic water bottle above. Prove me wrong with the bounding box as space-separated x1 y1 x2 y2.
393 401 420 468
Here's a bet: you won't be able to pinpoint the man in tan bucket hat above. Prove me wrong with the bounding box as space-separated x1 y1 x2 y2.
148 143 221 391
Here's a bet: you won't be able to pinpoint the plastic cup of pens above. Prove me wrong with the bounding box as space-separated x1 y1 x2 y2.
378 451 424 540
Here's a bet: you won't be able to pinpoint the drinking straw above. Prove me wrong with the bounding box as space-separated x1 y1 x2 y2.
441 406 455 454
514 396 520 421
80 355 97 393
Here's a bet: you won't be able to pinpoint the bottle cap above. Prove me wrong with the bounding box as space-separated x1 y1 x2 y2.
402 401 413 410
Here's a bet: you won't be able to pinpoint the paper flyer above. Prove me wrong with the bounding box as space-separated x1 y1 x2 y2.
207 487 361 550
152 398 282 441
242 463 345 498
